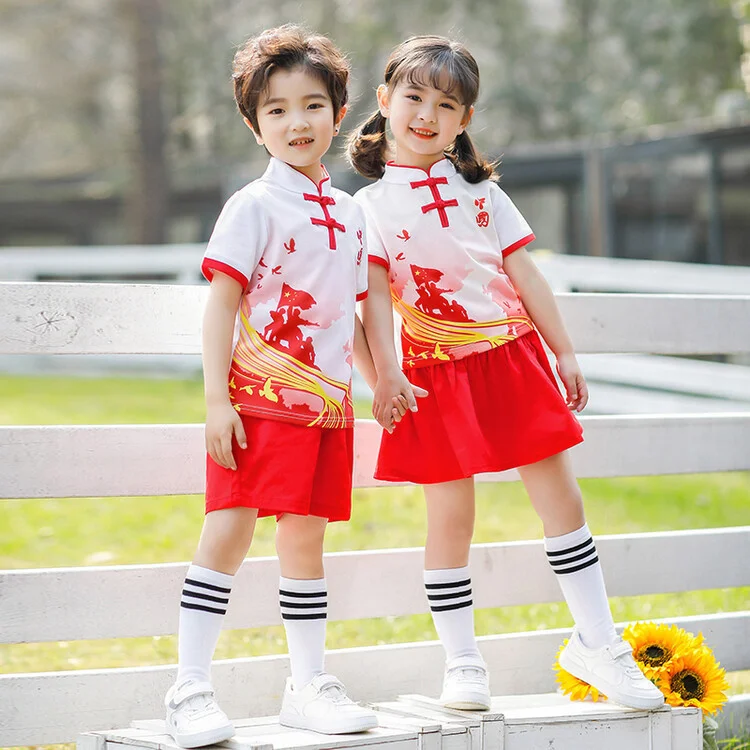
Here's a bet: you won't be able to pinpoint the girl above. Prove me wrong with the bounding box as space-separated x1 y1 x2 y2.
348 35 664 712
164 25 381 747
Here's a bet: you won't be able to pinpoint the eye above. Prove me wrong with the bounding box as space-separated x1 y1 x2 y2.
440 102 456 110
308 102 325 110
268 108 284 115
406 94 421 102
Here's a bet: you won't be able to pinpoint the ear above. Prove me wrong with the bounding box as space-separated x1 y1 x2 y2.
243 116 264 146
458 105 474 135
376 84 391 118
333 104 348 135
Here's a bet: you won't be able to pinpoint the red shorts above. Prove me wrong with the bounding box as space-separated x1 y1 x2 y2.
205 415 354 521
376 331 584 484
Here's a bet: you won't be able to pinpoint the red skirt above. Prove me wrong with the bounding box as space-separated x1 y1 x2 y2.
376 331 584 484
206 415 354 521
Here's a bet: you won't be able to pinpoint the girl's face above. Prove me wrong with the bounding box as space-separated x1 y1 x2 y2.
250 67 346 184
378 77 473 170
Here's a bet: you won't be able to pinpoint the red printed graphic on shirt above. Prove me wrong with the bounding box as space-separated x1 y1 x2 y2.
411 264 473 323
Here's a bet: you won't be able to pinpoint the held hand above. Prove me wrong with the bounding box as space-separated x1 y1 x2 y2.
373 370 428 433
205 400 247 470
555 353 589 412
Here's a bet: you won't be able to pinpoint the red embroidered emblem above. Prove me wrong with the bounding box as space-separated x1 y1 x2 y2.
395 252 406 261
396 229 411 241
476 211 489 227
356 248 363 265
284 238 296 254
474 198 486 210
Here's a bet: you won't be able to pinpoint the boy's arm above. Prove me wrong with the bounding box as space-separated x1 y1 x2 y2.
353 313 378 391
362 263 428 428
503 249 588 412
203 272 248 468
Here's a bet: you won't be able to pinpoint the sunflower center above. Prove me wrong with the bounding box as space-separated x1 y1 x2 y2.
636 644 670 667
671 669 705 701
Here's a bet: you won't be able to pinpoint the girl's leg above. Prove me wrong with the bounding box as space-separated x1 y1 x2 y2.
177 507 258 685
276 513 329 690
517 450 617 648
424 478 480 659
424 478 489 709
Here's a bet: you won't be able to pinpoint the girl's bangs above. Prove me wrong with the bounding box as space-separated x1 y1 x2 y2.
397 53 475 105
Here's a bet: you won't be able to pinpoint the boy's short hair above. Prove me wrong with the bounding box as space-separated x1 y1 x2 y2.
233 24 349 132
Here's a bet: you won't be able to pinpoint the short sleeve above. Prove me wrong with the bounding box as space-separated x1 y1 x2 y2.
488 183 535 258
353 208 369 302
355 191 390 271
201 189 268 289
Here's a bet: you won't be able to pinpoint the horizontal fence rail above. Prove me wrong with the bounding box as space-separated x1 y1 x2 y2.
2 528 748 644
2 413 749 499
1 612 747 746
2 284 750 355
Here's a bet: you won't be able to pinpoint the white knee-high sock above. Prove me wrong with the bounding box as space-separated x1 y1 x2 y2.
424 566 482 662
176 564 233 684
279 576 327 690
544 523 617 649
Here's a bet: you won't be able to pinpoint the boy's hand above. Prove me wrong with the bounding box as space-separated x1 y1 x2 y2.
373 369 428 433
205 400 247 470
556 352 589 412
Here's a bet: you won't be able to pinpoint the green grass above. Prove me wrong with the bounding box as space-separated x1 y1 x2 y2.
1 373 749 701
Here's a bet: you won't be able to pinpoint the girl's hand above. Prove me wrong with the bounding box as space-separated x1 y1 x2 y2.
556 353 589 412
373 369 428 433
205 400 247 470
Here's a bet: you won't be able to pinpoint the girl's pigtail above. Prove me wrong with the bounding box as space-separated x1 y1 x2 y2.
347 110 389 180
447 131 498 183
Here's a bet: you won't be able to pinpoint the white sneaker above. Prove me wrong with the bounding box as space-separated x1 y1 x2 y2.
278 673 378 734
165 679 235 748
559 629 665 710
440 655 491 711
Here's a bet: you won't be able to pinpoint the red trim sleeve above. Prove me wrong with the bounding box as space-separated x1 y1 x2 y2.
368 254 390 271
201 258 249 289
502 233 535 258
356 290 369 302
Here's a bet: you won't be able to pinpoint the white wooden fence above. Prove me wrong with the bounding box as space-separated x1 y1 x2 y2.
1 282 750 748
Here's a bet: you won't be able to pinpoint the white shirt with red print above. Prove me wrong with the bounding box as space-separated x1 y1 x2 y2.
355 158 535 369
202 157 368 428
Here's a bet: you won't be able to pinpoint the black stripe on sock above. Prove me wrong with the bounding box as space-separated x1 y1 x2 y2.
279 589 327 598
280 600 328 609
182 590 230 605
180 601 227 615
424 578 471 590
545 538 594 557
427 588 472 601
281 612 328 620
184 577 231 594
548 548 598 567
430 599 474 613
552 556 600 575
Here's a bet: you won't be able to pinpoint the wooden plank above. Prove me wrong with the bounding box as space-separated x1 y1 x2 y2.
3 528 749 644
716 693 750 741
2 613 745 747
2 283 750 356
2 413 750 500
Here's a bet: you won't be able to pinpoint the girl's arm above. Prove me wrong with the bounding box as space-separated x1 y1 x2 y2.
503 249 588 412
353 313 377 391
202 272 247 469
362 263 428 429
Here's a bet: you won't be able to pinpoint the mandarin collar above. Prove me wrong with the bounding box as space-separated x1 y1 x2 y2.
262 157 332 196
382 158 456 184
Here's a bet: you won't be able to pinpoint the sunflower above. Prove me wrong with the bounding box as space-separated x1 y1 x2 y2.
657 646 730 716
554 641 607 703
622 622 698 680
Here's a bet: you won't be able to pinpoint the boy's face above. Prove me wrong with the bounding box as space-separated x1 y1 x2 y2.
251 67 345 183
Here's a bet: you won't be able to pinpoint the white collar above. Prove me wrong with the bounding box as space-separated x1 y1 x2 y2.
382 158 456 185
262 157 332 196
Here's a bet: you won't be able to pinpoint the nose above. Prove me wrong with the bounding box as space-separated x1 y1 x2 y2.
417 104 437 123
290 112 310 131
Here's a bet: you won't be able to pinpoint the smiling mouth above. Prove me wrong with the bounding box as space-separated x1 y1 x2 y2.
289 137 314 146
410 128 437 139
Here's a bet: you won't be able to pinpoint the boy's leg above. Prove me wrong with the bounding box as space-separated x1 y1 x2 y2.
167 507 257 748
519 450 663 709
276 512 377 733
424 478 489 709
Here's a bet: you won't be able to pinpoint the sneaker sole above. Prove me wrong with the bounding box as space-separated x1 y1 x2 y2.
558 653 665 711
279 712 378 735
170 723 235 748
442 698 491 711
